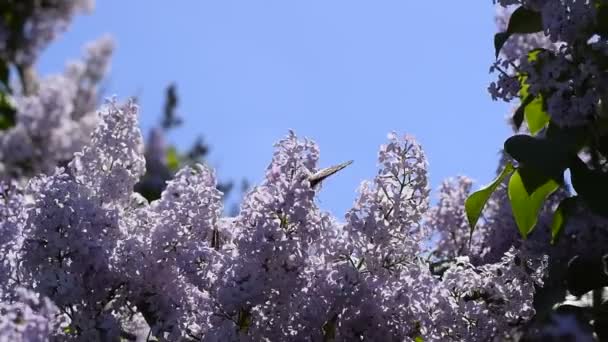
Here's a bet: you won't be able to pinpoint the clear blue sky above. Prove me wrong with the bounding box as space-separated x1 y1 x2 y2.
39 1 513 217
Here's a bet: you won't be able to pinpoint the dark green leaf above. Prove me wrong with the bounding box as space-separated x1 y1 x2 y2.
518 165 560 195
508 169 559 238
494 6 543 58
507 6 544 34
550 196 577 244
570 156 608 217
596 4 608 37
322 314 338 342
494 32 510 59
465 162 515 234
566 256 608 296
504 134 572 181
512 95 534 130
594 300 608 341
512 104 525 130
0 59 9 89
545 123 588 151
0 92 15 130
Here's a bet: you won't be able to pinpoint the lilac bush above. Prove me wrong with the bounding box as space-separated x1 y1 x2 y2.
0 100 548 341
0 0 607 341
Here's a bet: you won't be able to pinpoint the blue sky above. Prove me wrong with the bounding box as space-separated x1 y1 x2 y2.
39 1 513 216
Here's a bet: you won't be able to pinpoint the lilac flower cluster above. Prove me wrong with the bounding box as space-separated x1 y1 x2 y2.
0 288 63 342
0 0 94 67
489 0 607 127
0 100 549 341
0 36 114 181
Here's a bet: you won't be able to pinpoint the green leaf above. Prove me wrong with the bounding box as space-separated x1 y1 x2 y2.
550 196 577 244
504 134 571 181
515 56 550 134
508 169 559 238
512 95 534 130
566 256 608 297
545 123 588 152
237 308 252 333
596 4 608 37
527 48 544 63
166 146 180 172
518 165 560 195
570 157 608 217
0 92 15 130
322 314 338 342
465 162 515 234
494 6 543 58
0 59 9 89
494 32 511 59
524 95 550 135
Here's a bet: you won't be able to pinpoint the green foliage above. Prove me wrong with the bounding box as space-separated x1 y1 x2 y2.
166 146 181 172
501 124 589 240
524 95 550 135
550 196 577 244
0 91 15 130
570 156 608 217
512 49 549 132
0 59 9 91
507 169 559 238
237 308 252 334
465 162 515 234
566 256 608 296
494 6 543 58
504 134 570 185
322 314 338 342
512 95 532 130
596 3 608 37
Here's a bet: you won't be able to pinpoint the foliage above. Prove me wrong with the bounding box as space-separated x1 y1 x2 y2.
471 0 608 338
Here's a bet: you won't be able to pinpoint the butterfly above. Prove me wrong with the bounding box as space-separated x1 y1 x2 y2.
308 160 353 189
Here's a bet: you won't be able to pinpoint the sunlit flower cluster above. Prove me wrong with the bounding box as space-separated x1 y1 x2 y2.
0 36 114 181
0 100 548 341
